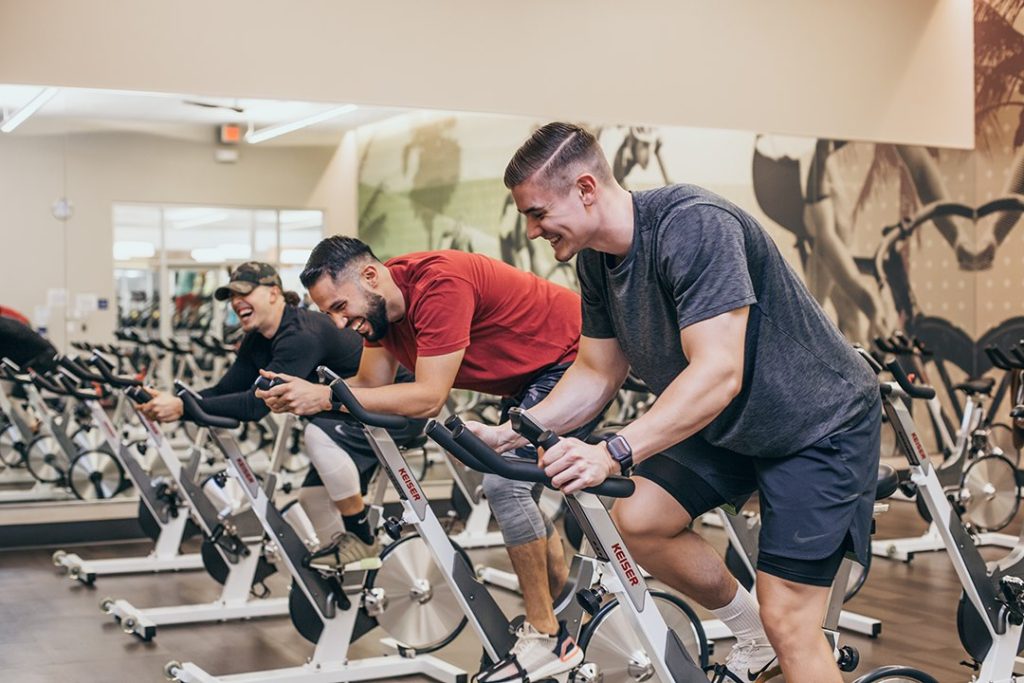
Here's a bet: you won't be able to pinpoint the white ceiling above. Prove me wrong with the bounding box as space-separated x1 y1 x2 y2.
0 84 404 145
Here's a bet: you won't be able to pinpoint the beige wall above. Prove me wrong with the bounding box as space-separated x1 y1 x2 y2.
0 130 353 349
0 0 974 148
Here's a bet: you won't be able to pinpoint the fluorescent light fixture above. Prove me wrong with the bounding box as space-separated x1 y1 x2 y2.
1 87 59 133
280 249 312 264
170 209 230 229
245 104 358 144
280 210 324 230
190 244 252 262
220 244 252 260
113 241 156 261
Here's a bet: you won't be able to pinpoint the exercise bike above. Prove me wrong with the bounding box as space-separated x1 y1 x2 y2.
165 381 464 683
432 407 938 683
869 349 1024 682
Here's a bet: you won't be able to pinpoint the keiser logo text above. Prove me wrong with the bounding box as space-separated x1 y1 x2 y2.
398 468 421 501
911 433 929 463
237 459 257 486
611 543 640 586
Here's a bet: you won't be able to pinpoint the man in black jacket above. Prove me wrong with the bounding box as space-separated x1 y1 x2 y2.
140 262 417 560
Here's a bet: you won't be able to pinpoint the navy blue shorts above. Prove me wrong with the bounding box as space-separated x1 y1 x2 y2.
635 398 881 586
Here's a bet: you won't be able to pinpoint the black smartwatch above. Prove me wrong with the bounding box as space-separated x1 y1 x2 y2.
605 434 634 476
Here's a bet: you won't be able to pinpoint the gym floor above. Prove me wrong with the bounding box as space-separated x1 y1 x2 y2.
1 497 1016 683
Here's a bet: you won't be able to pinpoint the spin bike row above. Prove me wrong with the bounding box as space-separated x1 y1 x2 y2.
47 354 937 683
867 336 1024 564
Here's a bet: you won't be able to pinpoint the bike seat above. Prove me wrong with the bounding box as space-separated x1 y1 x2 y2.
876 464 898 501
955 377 996 396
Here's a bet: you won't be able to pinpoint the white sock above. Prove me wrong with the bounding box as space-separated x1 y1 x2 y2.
711 583 768 644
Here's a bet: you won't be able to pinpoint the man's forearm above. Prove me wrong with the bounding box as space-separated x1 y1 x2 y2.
349 382 446 419
520 362 621 436
617 362 738 464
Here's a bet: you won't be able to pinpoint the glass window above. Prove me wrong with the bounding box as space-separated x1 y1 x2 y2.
112 203 324 335
279 210 324 294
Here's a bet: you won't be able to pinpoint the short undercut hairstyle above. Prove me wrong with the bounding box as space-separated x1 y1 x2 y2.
300 235 380 289
503 122 613 192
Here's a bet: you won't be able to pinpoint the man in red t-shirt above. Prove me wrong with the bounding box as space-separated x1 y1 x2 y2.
258 236 594 683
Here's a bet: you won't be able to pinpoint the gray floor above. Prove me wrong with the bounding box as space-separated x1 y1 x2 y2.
1 497 1019 682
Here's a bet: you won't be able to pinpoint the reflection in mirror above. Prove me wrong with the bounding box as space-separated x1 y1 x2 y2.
0 85 72 509
0 83 399 530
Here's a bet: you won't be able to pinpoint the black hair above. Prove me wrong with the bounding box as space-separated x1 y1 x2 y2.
299 235 380 288
283 290 301 306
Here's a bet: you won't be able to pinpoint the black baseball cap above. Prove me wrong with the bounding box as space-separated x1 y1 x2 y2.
214 262 283 301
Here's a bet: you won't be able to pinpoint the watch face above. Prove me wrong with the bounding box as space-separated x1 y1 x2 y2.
608 435 631 459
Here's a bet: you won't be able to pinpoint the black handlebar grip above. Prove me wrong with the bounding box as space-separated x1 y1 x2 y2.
884 356 936 400
126 386 151 405
88 352 141 387
90 351 114 372
177 390 241 430
986 346 1011 371
450 419 635 498
535 429 560 451
253 376 284 392
425 420 496 474
316 365 409 430
56 370 105 401
874 336 895 354
56 355 86 378
507 408 561 451
30 370 68 395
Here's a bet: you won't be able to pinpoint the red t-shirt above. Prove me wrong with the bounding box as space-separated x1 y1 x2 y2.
368 251 580 397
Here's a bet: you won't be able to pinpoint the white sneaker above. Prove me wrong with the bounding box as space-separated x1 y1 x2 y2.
474 621 583 683
725 639 779 682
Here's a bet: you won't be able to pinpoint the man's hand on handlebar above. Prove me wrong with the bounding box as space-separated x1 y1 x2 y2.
138 387 184 422
540 438 618 495
462 420 526 454
255 369 332 416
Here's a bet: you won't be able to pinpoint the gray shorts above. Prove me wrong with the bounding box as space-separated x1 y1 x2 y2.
482 362 604 547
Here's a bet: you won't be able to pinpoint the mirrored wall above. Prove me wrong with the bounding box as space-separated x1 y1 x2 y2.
0 84 398 517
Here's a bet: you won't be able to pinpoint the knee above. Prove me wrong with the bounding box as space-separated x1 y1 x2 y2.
758 589 825 647
611 497 691 544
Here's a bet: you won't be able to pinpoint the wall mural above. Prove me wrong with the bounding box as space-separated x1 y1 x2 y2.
357 0 1024 386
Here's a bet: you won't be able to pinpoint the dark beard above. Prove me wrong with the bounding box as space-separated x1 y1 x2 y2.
363 291 390 342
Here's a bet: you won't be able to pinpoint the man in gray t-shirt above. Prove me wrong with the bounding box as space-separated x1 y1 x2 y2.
470 123 881 683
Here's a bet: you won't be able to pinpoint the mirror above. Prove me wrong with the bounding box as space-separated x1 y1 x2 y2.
0 86 401 525
2 80 1021 536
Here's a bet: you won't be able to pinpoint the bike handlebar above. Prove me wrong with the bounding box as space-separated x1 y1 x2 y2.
854 346 884 375
55 355 107 384
176 384 241 430
88 352 143 387
55 368 106 401
439 413 635 498
884 356 936 400
315 366 409 430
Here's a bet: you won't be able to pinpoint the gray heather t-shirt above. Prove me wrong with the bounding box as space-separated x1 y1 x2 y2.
577 184 877 457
